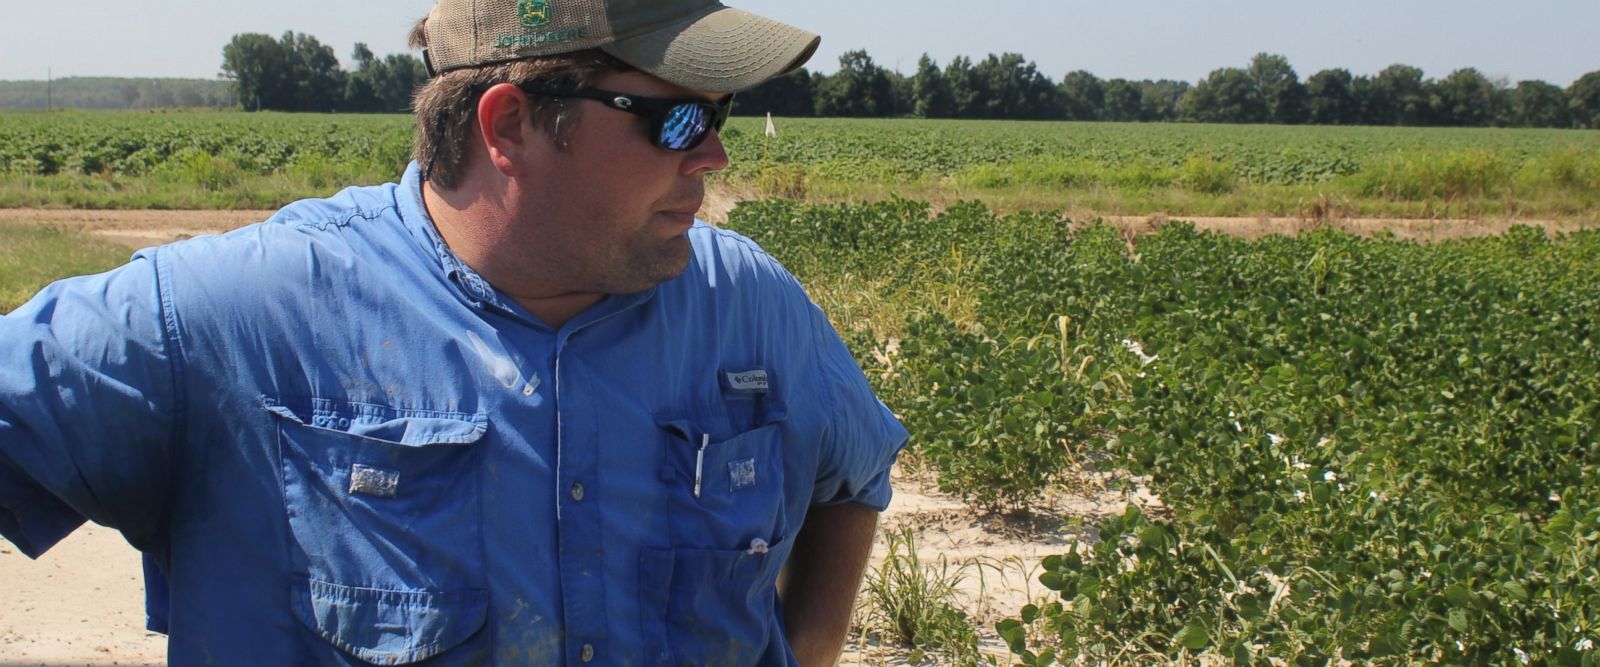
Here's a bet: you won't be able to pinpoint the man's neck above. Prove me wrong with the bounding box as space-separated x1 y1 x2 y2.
421 180 602 330
502 291 603 330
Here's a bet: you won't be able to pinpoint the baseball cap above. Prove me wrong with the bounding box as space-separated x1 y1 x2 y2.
421 0 820 94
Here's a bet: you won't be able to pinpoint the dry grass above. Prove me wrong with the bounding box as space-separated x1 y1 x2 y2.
0 222 132 312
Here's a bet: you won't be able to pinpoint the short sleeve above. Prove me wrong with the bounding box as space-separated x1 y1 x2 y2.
807 305 907 511
0 252 179 558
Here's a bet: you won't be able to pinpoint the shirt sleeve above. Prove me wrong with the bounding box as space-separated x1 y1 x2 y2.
0 252 178 558
806 304 907 511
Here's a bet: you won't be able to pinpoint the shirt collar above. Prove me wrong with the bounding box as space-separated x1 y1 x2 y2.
394 161 660 330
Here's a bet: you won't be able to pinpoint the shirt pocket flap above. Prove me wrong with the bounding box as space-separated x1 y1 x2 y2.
292 576 488 665
262 396 487 446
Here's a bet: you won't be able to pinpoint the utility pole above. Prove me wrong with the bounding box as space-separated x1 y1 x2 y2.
47 67 52 111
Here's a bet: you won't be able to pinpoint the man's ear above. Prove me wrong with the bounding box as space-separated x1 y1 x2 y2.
476 83 537 177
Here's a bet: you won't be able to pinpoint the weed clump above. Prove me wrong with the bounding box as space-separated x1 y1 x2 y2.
859 527 983 665
1179 155 1238 194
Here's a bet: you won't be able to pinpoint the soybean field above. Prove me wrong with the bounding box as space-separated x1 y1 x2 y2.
3 110 1600 664
3 110 1599 218
729 199 1600 665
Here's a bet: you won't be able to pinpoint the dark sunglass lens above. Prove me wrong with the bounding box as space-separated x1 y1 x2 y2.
659 103 711 150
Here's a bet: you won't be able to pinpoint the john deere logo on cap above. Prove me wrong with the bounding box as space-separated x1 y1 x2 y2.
519 0 551 28
495 0 584 49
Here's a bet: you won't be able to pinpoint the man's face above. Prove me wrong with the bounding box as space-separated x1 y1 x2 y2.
510 70 731 297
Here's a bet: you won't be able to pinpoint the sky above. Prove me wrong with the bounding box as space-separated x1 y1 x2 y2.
2 0 1597 86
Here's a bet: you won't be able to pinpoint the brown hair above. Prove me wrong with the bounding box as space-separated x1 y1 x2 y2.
407 18 629 189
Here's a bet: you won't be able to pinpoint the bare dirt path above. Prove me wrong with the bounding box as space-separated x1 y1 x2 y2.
1096 212 1598 242
0 525 164 666
0 209 275 251
4 206 1594 252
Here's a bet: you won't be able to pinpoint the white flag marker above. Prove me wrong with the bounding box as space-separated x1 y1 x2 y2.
764 112 777 138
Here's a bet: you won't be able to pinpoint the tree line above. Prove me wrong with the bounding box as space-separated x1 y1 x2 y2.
206 32 1600 128
221 32 425 113
737 50 1600 129
0 78 236 110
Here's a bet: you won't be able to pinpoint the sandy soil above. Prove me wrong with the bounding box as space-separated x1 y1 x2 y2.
4 203 1596 249
0 466 1155 666
843 467 1163 665
0 526 164 666
0 209 274 251
1094 211 1598 242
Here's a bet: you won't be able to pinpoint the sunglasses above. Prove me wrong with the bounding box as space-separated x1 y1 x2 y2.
519 86 732 152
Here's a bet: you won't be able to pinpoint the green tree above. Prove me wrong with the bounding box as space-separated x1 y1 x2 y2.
374 54 426 112
0 77 232 110
1181 68 1265 123
1305 68 1358 125
888 69 912 118
1058 70 1104 121
1247 53 1306 123
345 44 425 113
910 54 952 118
344 43 382 112
1567 71 1600 129
971 53 1059 119
221 33 292 111
287 32 344 112
221 31 345 112
1139 79 1189 121
1507 80 1568 128
142 82 177 109
733 68 814 116
814 50 894 117
1430 68 1503 126
119 82 141 108
1102 78 1142 121
943 56 981 118
1366 64 1433 125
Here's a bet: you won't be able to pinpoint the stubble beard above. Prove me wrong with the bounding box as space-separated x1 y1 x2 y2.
593 229 694 295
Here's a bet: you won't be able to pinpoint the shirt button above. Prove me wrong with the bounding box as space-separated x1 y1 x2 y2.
570 483 585 501
580 644 595 662
522 383 535 396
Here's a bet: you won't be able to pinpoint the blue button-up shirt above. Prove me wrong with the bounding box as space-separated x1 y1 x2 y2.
0 163 906 665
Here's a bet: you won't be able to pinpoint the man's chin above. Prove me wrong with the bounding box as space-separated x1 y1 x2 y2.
614 237 693 294
657 237 695 280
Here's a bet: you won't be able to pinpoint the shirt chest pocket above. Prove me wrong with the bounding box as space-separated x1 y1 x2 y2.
656 417 789 549
646 415 793 665
265 397 489 665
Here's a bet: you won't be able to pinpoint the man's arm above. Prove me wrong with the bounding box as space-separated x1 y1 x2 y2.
0 255 177 557
778 502 880 667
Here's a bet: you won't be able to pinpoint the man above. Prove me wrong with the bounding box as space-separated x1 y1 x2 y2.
0 0 906 664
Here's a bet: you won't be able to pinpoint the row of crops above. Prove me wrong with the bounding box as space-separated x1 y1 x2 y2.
3 112 1597 212
718 118 1600 187
0 111 413 208
0 110 412 178
728 200 1600 665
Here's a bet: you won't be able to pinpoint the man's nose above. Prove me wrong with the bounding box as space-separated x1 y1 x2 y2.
683 129 731 175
